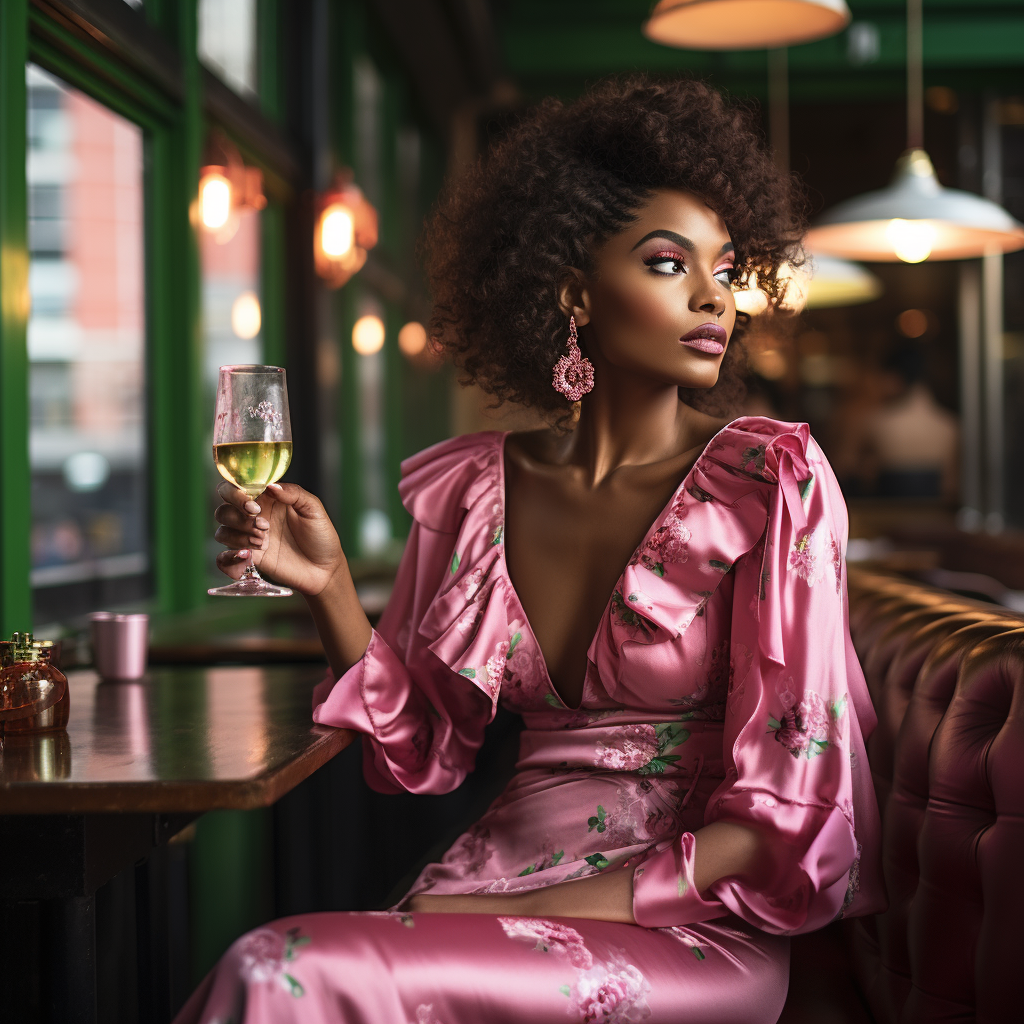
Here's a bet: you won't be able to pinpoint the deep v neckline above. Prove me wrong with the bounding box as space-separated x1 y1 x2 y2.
497 424 735 710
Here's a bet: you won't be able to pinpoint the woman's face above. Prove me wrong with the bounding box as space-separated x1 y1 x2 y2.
579 189 737 391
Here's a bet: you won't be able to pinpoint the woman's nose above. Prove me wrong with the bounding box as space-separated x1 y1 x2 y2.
690 277 727 318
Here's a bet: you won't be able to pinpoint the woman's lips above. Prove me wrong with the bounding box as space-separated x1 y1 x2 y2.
679 323 727 355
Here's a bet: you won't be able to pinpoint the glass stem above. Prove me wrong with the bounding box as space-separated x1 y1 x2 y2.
243 514 263 579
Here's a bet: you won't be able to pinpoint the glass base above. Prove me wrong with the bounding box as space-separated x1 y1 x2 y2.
208 565 292 598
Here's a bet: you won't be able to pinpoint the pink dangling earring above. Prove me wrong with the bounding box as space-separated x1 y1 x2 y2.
551 316 595 401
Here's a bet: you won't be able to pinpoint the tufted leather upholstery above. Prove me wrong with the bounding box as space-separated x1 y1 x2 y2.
841 567 1024 1023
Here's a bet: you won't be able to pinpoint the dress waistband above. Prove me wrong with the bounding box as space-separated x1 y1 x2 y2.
515 719 726 780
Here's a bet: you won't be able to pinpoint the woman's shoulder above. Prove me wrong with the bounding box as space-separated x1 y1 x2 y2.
706 415 831 480
714 414 812 453
701 415 844 521
398 431 505 532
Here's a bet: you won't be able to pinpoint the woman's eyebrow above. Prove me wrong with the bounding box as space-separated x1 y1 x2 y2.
630 229 694 252
630 230 735 257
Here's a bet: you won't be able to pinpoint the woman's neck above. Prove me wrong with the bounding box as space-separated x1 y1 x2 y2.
560 363 710 488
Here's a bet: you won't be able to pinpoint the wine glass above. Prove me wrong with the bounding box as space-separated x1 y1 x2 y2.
208 364 293 597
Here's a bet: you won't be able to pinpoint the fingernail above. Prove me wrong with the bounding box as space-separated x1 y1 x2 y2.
255 518 269 530
266 482 282 491
237 549 250 559
245 501 260 514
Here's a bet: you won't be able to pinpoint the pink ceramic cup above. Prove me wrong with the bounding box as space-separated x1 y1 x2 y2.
90 612 149 680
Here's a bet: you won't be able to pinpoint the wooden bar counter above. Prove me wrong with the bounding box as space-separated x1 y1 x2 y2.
0 664 353 1024
0 664 352 814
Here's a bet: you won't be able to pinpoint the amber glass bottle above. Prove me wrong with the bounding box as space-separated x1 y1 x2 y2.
0 632 70 734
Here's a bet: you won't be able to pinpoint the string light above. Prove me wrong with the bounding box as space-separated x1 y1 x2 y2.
398 321 427 357
352 315 385 355
231 292 262 339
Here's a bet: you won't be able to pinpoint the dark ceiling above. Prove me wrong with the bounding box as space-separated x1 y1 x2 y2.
374 1 1022 218
492 1 1024 103
378 2 1024 146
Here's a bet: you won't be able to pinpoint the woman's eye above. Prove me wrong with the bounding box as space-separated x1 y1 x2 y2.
645 255 686 276
714 268 733 284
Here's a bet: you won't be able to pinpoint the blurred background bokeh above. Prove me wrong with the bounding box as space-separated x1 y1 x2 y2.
5 0 1024 1013
9 1 1024 639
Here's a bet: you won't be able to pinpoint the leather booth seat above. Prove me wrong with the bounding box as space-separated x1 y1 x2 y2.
780 567 1024 1024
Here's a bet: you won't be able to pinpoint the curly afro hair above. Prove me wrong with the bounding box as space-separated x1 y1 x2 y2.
423 75 805 424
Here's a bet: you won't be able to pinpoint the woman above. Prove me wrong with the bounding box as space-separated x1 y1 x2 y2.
179 77 883 1024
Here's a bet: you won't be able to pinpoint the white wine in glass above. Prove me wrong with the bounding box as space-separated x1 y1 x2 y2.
214 440 293 496
208 365 293 597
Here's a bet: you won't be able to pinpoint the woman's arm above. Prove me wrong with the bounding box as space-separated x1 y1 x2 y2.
406 820 767 923
305 564 373 678
214 479 372 677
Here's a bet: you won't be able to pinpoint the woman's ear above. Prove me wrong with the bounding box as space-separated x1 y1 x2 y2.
557 270 591 328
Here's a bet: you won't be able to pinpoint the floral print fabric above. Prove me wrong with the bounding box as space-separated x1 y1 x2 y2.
176 417 883 1024
176 911 791 1024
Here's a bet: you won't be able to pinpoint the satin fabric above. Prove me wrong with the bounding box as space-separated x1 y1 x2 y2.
175 417 884 1024
176 912 790 1024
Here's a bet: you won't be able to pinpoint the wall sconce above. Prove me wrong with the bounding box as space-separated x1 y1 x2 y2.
196 131 266 243
315 174 378 289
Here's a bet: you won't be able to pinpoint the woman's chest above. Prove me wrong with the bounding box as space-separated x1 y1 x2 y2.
503 464 690 707
497 573 741 718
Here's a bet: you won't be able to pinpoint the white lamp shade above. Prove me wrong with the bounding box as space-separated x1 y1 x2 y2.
806 150 1024 261
643 0 851 51
733 254 882 316
804 255 883 308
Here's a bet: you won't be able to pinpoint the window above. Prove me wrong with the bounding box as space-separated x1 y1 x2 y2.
200 190 263 576
200 203 262 381
199 0 258 100
26 65 148 626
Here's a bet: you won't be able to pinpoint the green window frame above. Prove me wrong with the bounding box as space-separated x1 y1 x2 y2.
0 0 297 635
1 0 451 634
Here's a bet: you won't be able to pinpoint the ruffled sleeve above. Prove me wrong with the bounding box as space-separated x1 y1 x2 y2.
632 418 884 934
312 432 506 795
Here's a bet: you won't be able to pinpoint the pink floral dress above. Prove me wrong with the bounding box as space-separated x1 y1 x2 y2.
175 417 884 1024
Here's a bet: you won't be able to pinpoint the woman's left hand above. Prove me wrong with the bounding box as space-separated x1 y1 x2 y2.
405 866 636 924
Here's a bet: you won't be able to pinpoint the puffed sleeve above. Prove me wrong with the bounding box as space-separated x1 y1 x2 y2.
312 435 502 796
633 424 882 933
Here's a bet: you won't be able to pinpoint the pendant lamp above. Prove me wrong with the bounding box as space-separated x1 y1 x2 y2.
803 255 883 307
643 0 851 51
806 149 1024 261
804 0 1024 262
733 47 883 315
733 256 882 316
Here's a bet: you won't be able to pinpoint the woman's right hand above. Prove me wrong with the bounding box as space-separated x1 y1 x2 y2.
214 481 345 597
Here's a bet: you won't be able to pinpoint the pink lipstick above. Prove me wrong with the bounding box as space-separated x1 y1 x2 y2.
679 323 727 355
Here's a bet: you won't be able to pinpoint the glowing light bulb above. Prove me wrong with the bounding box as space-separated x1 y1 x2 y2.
352 315 385 355
231 291 262 339
731 261 809 316
732 278 770 316
398 321 427 357
320 205 354 258
200 172 232 230
886 219 935 263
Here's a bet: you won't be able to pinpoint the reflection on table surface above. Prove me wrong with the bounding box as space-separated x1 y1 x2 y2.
0 665 351 813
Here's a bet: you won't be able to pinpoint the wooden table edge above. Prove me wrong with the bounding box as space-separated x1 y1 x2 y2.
0 727 355 815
